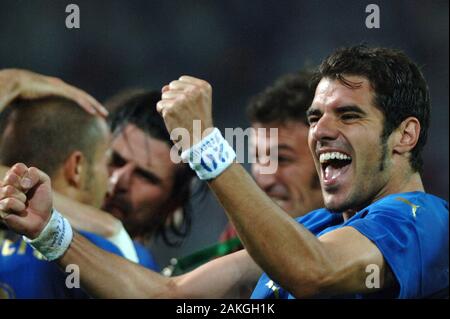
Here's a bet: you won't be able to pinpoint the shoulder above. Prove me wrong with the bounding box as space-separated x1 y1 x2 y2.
362 192 448 222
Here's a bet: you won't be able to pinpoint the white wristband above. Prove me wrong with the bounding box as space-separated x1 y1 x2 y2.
23 209 73 261
181 127 236 180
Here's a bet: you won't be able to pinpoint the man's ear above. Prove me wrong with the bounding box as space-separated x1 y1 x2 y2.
392 117 421 155
63 151 85 189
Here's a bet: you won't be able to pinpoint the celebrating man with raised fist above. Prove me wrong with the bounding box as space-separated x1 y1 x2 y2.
1 45 448 299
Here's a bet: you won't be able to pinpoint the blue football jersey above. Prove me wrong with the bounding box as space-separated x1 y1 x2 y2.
0 230 124 299
134 241 159 271
251 192 449 299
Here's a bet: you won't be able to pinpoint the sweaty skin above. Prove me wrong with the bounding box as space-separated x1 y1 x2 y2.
0 74 424 298
0 70 124 239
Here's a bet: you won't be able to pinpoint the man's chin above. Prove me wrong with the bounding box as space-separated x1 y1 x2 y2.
323 193 348 213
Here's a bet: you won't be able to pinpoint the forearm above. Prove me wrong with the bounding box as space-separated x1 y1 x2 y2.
59 232 261 299
58 232 176 298
208 163 333 297
175 249 262 299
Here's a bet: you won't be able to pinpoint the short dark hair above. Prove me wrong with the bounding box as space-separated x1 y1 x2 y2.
107 90 172 147
0 97 105 178
106 90 195 246
247 69 316 125
314 45 430 173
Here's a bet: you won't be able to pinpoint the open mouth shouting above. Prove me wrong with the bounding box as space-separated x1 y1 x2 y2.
318 151 353 190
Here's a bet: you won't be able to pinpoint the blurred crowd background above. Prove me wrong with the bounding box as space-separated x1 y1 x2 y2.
0 0 448 267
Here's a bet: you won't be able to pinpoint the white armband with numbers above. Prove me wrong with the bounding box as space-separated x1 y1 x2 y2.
181 128 236 180
23 209 73 261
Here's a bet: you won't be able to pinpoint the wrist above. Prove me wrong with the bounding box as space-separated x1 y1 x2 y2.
181 127 236 180
23 209 73 261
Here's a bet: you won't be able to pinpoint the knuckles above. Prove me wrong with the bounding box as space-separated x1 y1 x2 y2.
2 198 14 209
158 77 212 122
200 81 212 92
2 185 15 197
11 162 27 172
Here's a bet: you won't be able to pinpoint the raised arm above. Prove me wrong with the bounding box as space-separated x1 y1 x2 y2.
156 76 393 298
62 234 261 298
208 164 392 297
0 163 261 298
2 164 119 239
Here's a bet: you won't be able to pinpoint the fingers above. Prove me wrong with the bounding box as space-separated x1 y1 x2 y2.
168 80 197 91
0 164 50 221
156 75 214 143
0 197 26 215
0 164 53 238
19 71 109 117
164 75 211 93
72 88 108 117
2 170 23 190
3 163 33 191
161 89 187 100
0 185 27 203
0 181 28 219
0 212 35 237
178 75 211 89
2 164 49 192
156 99 173 116
26 166 51 189
160 76 211 104
9 163 28 177
57 82 109 117
157 75 212 114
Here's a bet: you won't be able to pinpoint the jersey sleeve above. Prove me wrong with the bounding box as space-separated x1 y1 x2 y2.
346 204 422 298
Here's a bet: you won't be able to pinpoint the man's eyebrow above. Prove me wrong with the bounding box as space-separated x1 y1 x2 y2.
135 167 163 185
306 105 368 117
306 107 322 118
335 105 367 115
111 150 163 185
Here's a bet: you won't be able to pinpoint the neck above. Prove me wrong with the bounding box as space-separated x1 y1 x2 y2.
342 171 424 222
376 170 425 204
396 171 424 193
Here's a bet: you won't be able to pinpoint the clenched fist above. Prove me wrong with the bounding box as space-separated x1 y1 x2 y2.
0 163 53 239
157 76 214 151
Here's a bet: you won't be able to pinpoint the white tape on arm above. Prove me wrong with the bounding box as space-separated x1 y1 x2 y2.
181 127 236 180
23 209 73 261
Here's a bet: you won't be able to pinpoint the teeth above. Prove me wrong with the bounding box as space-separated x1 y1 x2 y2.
319 152 351 163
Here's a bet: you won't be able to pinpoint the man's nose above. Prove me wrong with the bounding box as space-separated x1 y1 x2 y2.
311 113 340 142
108 163 134 194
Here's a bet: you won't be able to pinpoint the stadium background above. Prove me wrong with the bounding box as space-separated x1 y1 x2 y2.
0 0 448 267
